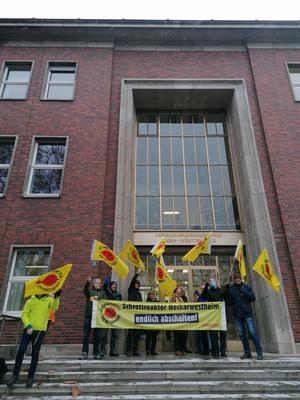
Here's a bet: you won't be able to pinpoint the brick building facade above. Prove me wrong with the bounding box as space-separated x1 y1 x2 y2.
0 19 299 354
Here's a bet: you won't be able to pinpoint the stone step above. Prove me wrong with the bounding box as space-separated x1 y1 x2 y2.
5 357 300 372
2 369 300 383
1 380 300 397
2 395 300 400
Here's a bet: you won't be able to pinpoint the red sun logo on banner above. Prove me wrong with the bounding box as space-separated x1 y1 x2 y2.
157 266 165 281
103 306 117 319
37 273 59 287
130 249 139 263
100 249 116 264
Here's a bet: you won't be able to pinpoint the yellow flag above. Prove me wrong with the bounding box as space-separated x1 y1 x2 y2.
234 240 247 280
24 264 73 298
150 238 166 258
156 256 177 297
120 240 146 271
253 248 280 293
182 233 211 263
91 240 129 279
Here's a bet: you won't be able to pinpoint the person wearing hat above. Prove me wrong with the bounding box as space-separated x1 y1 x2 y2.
226 273 263 360
126 270 143 356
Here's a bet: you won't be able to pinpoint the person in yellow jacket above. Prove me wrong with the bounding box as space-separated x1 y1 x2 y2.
7 292 60 389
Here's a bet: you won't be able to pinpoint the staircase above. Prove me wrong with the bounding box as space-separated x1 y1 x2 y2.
1 354 300 399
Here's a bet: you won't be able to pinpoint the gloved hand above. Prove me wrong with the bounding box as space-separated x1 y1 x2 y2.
26 325 33 335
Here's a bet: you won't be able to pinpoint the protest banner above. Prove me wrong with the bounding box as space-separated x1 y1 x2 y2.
92 300 226 331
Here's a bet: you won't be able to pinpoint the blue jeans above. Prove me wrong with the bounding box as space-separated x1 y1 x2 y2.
235 317 262 355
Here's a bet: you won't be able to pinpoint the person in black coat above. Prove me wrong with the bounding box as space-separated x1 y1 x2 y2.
180 287 192 353
226 273 263 360
79 277 107 360
145 292 159 356
201 278 227 357
195 285 210 356
126 270 142 356
103 277 122 356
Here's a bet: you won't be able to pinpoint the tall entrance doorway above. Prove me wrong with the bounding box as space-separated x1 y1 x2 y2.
169 265 218 301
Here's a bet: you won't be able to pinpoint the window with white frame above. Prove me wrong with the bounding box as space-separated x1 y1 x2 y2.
0 61 32 99
43 62 77 100
3 247 51 316
0 137 16 195
26 137 67 196
288 64 300 101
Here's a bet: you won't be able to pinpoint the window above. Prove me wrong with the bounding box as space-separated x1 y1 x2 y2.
25 137 67 196
0 136 17 196
3 247 51 316
135 112 240 231
42 62 77 100
288 64 300 101
0 62 32 99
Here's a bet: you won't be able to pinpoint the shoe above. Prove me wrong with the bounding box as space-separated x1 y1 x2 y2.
109 352 119 357
175 351 183 356
126 352 131 357
221 353 227 357
132 352 141 356
79 352 88 360
257 354 264 360
240 353 252 359
151 351 158 355
93 354 103 360
212 353 219 358
7 375 18 388
26 377 34 388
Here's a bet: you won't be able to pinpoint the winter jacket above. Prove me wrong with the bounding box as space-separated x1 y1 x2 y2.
226 283 255 318
83 282 107 317
128 273 142 302
201 286 224 302
103 282 122 301
22 295 59 331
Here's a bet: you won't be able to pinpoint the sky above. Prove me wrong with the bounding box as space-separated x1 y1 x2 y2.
1 0 300 21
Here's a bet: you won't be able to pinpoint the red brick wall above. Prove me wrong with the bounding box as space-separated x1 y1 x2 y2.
1 46 299 344
0 46 114 344
248 48 300 341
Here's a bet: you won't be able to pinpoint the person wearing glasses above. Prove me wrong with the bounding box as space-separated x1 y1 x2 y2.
80 276 107 360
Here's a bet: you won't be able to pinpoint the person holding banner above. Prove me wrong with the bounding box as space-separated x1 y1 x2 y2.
7 291 60 389
226 273 263 360
103 276 122 357
201 279 227 358
171 287 186 356
80 277 107 360
195 285 210 356
145 292 159 356
126 271 143 356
